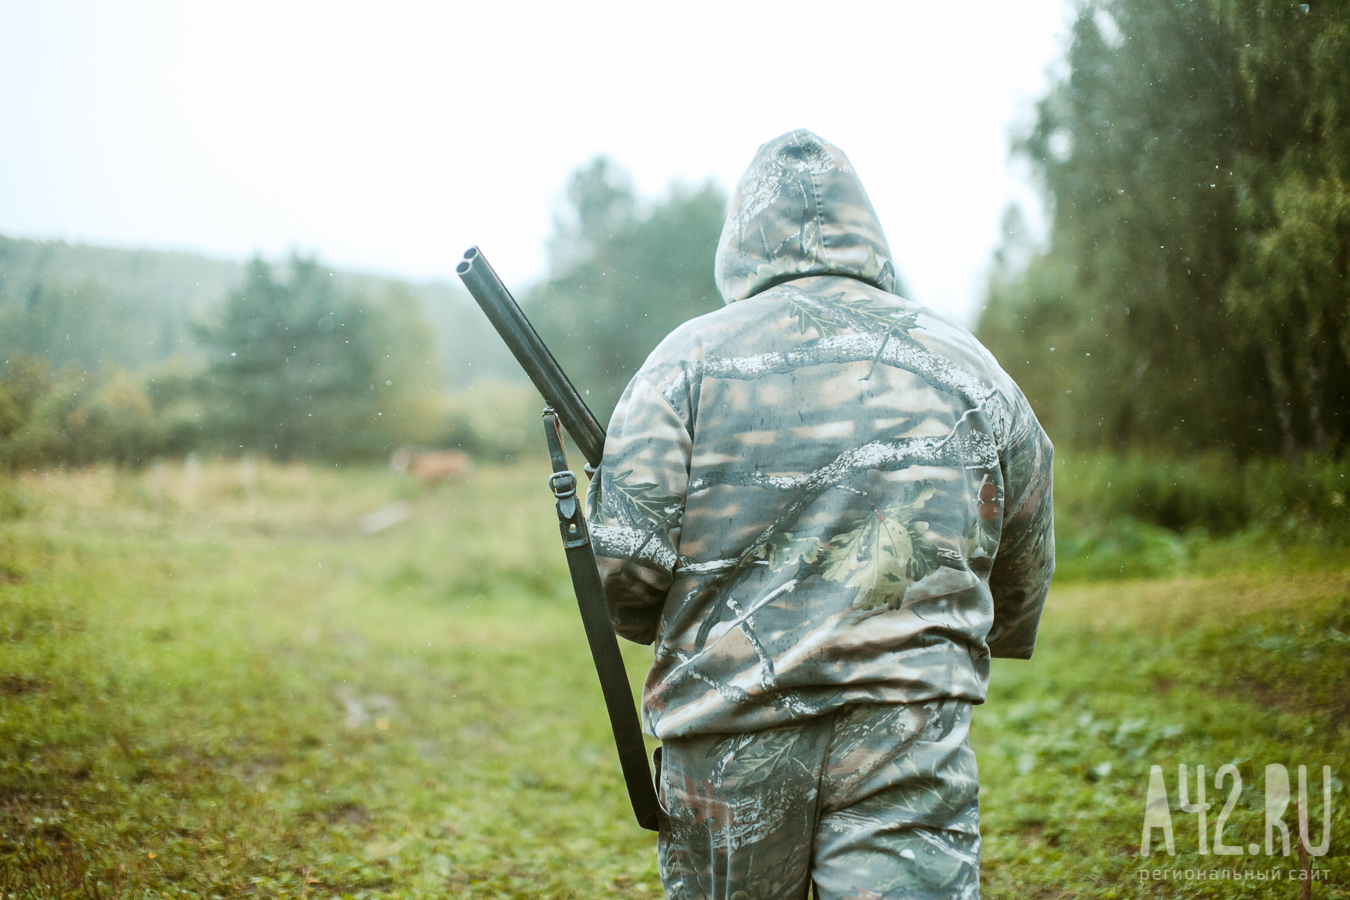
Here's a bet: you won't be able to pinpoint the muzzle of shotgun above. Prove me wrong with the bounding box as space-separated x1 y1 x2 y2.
455 246 606 470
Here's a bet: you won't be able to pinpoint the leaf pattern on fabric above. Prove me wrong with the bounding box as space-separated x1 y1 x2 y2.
785 295 842 338
962 474 1002 560
964 518 1000 561
828 294 919 337
784 291 919 339
753 532 824 572
605 467 684 531
707 729 808 790
819 481 941 611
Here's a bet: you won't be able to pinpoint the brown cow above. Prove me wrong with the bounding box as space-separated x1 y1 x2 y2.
401 449 472 487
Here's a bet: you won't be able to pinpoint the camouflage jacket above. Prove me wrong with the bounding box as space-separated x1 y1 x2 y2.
587 130 1054 741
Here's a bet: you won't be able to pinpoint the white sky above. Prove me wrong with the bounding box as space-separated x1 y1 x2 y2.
0 1 1071 325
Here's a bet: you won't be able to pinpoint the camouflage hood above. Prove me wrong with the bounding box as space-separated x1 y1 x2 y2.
590 130 1054 741
715 130 897 304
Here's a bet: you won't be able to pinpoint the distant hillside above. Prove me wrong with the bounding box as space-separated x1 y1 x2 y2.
0 234 521 387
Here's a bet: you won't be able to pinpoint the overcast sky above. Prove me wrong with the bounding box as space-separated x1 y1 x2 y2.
0 1 1072 325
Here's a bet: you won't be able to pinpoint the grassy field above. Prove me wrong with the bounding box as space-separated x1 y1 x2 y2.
0 458 1346 898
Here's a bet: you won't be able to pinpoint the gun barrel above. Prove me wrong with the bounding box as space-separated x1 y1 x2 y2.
456 246 606 468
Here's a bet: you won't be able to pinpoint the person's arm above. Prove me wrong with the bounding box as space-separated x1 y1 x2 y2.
586 374 692 645
985 391 1055 659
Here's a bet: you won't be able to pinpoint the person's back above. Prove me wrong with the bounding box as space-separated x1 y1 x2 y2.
589 130 1054 900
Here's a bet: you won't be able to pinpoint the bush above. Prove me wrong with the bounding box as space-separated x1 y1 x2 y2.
1055 451 1349 536
1 356 167 468
1051 450 1349 581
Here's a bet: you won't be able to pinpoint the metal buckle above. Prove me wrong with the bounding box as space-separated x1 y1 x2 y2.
549 470 577 499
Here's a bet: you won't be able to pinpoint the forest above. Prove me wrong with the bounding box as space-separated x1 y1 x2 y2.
981 0 1348 461
0 158 729 468
1 3 1348 896
2 4 1345 476
5 0 1348 546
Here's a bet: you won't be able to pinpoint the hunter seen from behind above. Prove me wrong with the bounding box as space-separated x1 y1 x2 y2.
0 1 1346 897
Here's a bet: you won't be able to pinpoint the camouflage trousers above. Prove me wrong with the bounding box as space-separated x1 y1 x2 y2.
655 700 980 900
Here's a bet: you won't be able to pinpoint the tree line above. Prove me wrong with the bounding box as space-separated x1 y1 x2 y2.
0 164 728 469
529 0 1350 466
0 167 729 469
525 158 727 420
0 256 446 466
5 0 1347 469
978 0 1348 458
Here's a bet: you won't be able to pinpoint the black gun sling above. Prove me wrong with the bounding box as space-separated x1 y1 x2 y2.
542 409 661 831
457 246 659 831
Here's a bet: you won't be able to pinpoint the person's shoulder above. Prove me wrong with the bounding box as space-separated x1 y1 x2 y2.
634 298 764 380
911 302 1047 450
899 295 1019 391
830 279 1039 446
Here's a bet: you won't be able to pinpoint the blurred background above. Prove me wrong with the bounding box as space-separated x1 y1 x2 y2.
1 0 1070 461
2 0 1346 498
1 1 1347 896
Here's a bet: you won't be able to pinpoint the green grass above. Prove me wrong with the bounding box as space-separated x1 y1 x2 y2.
1051 452 1350 583
978 573 1349 898
0 459 1346 898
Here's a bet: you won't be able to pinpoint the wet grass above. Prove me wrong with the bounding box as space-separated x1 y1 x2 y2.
0 459 1346 898
977 572 1349 898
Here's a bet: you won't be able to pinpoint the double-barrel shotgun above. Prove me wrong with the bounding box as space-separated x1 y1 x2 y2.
455 246 660 832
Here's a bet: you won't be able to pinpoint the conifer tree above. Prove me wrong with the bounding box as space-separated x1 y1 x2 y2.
196 255 393 459
981 0 1349 457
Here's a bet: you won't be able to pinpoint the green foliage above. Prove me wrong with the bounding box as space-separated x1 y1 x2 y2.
194 256 434 460
0 278 147 372
0 462 655 897
347 276 521 392
1057 451 1350 534
438 381 550 462
139 354 210 457
979 572 1350 897
368 282 452 450
0 355 168 468
981 0 1350 457
526 158 728 421
1222 2 1350 458
0 235 239 374
0 248 480 467
1190 588 1350 718
1051 451 1349 581
0 233 514 393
